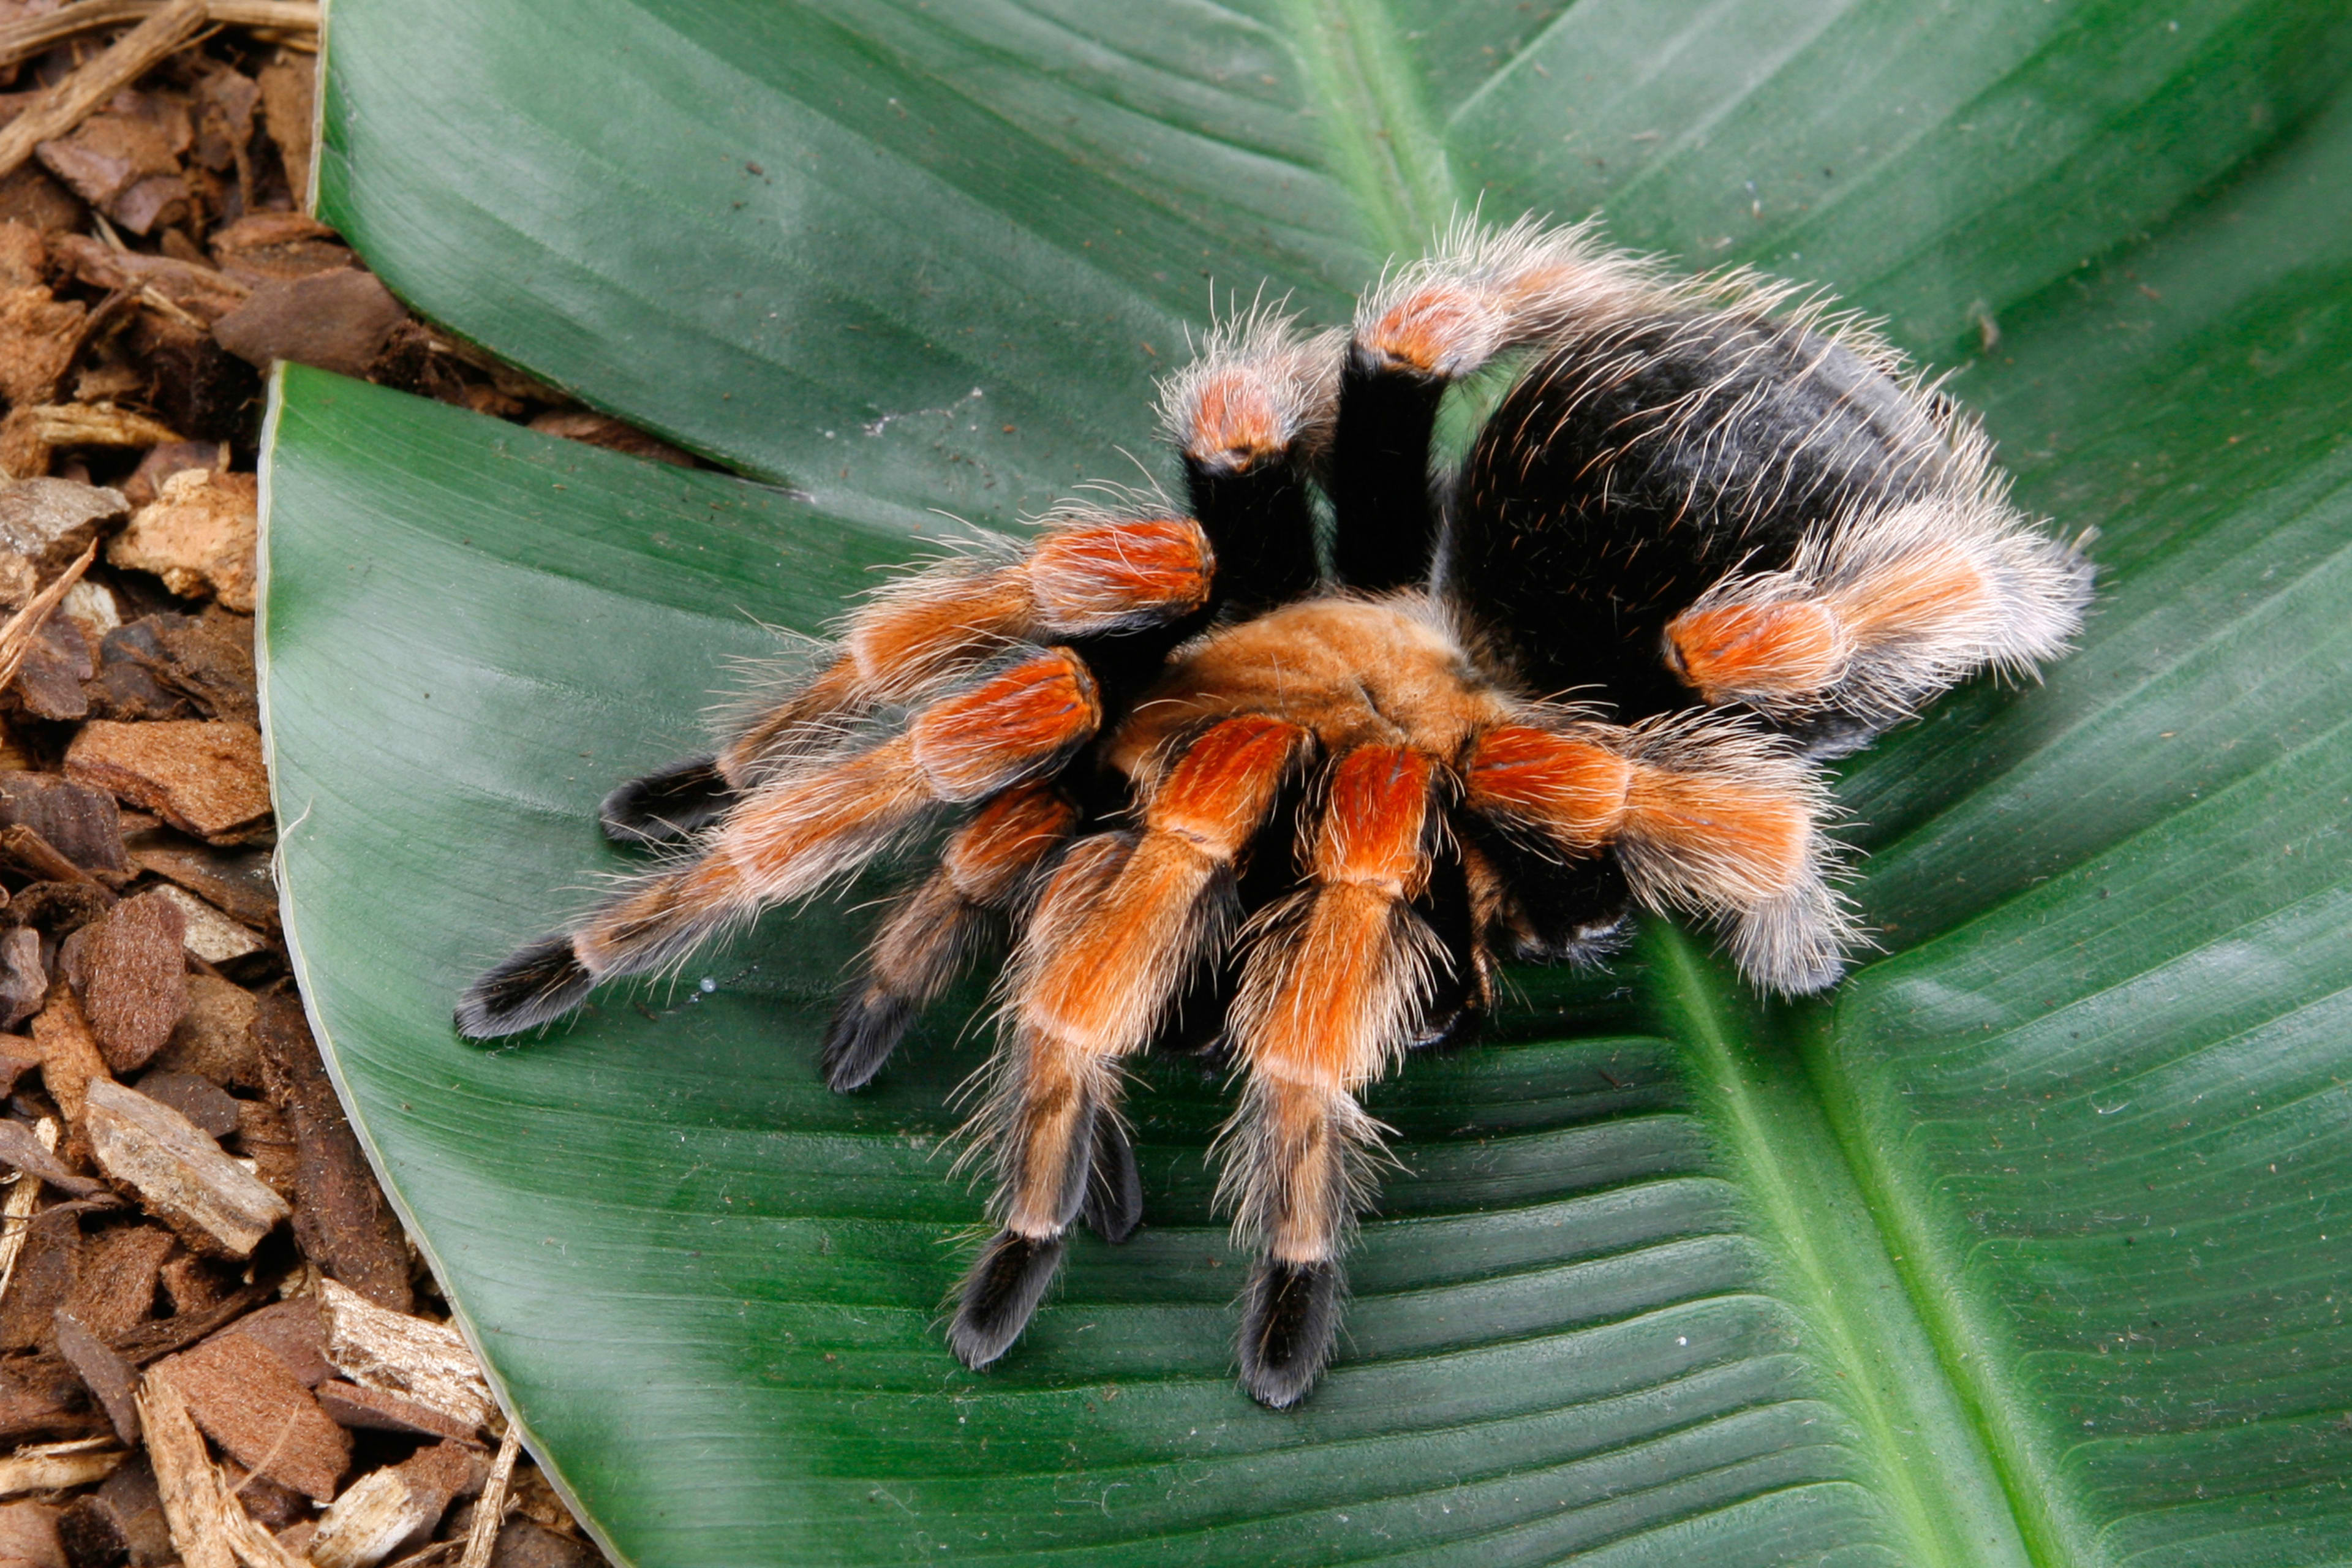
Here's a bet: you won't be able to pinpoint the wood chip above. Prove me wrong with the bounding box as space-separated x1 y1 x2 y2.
56 1452 173 1568
64 720 269 844
0 1497 64 1568
0 1118 104 1199
456 1426 522 1568
81 1079 287 1257
0 541 94 698
52 1310 138 1445
76 891 187 1072
309 1442 473 1568
316 1282 490 1433
126 1071 238 1139
0 772 124 876
213 269 406 380
0 1436 122 1498
28 982 110 1123
0 931 42 1033
0 0 208 184
136 1371 307 1568
145 973 260 1089
64 1221 173 1340
254 996 409 1310
107 471 257 613
0 407 185 483
218 1297 330 1387
0 1192 69 1353
0 481 126 570
145 884 262 964
314 1382 477 1446
110 1283 268 1368
150 1334 347 1502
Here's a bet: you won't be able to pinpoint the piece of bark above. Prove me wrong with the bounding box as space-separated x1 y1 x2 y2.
118 440 222 510
8 619 90 722
0 284 81 410
0 168 78 238
0 1356 94 1446
107 472 256 613
315 1283 488 1432
209 213 344 287
0 1212 74 1352
0 1500 63 1568
151 1332 347 1502
0 1058 35 1101
254 996 409 1310
57 1451 172 1567
0 828 93 890
0 483 123 572
64 720 269 845
33 113 184 235
0 1121 103 1199
108 1283 266 1369
28 984 108 1124
217 1462 304 1530
0 227 42 292
0 405 181 483
0 775 122 877
47 236 248 326
72 892 184 1072
0 554 34 611
213 268 405 380
144 973 259 1089
50 1311 135 1445
92 612 257 726
475 1518 597 1568
156 1247 232 1316
0 935 39 1033
123 1072 235 1139
137 1370 309 1568
253 55 312 208
315 1381 477 1445
217 1298 330 1388
309 1442 473 1568
233 1098 293 1198
144 886 260 965
81 1079 287 1257
0 1438 120 1498
61 1222 170 1341
0 0 206 181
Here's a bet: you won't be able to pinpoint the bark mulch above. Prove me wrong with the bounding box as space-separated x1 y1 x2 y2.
0 5 663 1565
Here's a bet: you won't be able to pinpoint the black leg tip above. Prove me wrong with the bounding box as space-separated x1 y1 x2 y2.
1238 1256 1343 1410
820 988 915 1093
600 755 734 845
1082 1112 1143 1245
454 935 594 1038
947 1231 1066 1371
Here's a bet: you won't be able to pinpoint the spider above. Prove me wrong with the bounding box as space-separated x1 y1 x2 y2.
455 218 2091 1409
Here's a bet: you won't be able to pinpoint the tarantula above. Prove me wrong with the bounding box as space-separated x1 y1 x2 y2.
456 219 2091 1409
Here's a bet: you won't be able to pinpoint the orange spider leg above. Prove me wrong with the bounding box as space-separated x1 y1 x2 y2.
1222 745 1443 1407
457 650 1100 1038
1463 721 1851 994
1663 496 2092 721
822 782 1080 1093
948 714 1308 1369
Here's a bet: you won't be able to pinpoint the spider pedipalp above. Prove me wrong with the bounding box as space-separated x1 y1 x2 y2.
459 217 2092 1409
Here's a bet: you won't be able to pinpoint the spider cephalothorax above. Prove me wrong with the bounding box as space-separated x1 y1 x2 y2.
456 218 2092 1409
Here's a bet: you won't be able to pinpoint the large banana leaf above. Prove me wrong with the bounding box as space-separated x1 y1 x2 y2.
260 2 2352 1563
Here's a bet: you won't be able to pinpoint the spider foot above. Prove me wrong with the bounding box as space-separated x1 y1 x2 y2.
1238 1257 1343 1410
1082 1112 1143 1244
820 987 914 1093
948 1229 1066 1371
455 935 593 1038
600 753 735 845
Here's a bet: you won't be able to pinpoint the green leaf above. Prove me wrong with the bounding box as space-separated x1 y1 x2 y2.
263 2 2352 1564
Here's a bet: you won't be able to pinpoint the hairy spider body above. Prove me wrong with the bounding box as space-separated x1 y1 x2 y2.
457 219 2092 1409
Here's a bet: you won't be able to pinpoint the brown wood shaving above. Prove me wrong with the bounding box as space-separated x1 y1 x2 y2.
457 1424 522 1568
139 1370 311 1568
